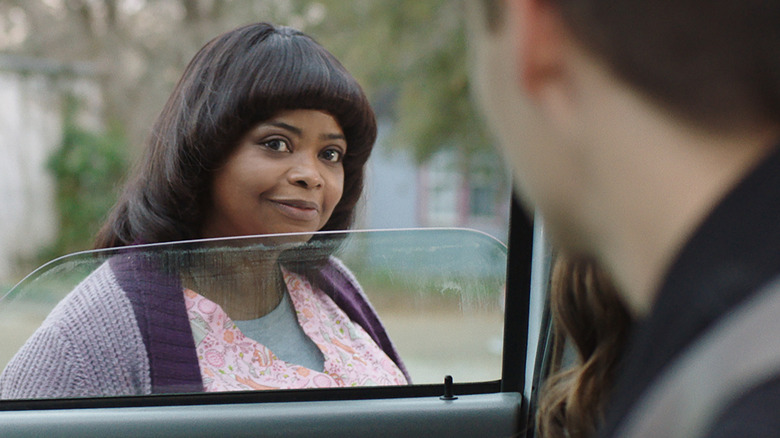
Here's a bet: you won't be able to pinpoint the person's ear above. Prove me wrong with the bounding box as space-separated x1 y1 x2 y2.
510 0 570 101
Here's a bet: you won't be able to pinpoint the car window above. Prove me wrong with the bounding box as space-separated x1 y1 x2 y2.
0 3 553 436
0 228 506 399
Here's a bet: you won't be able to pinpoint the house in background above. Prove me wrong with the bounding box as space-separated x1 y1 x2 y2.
365 123 510 243
0 54 101 286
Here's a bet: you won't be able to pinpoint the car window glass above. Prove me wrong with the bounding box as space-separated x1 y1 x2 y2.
0 228 505 399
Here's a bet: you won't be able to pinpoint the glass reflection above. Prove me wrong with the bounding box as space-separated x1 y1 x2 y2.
0 228 505 399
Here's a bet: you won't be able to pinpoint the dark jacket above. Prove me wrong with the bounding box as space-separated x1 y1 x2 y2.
600 145 780 437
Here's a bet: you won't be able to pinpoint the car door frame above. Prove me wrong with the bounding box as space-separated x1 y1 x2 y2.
0 197 551 438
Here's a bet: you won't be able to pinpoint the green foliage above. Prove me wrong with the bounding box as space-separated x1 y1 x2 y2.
308 0 493 163
40 99 129 261
11 0 497 166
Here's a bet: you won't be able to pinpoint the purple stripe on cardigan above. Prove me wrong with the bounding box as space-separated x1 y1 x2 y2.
110 250 410 391
109 253 203 394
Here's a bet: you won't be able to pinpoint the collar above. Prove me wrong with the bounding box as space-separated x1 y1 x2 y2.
601 143 780 436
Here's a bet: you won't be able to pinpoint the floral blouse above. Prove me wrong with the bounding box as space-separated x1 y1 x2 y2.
184 267 408 391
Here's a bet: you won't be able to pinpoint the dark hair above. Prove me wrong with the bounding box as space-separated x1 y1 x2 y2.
95 23 376 248
477 0 780 131
537 255 632 438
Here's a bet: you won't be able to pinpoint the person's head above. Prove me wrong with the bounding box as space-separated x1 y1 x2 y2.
95 23 376 248
467 0 780 255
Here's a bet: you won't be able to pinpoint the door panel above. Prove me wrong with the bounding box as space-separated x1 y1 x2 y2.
0 393 524 438
0 201 541 437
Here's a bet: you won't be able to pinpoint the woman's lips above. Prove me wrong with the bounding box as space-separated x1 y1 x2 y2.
269 199 319 221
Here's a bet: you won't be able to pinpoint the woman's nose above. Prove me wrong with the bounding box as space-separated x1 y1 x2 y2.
287 156 323 189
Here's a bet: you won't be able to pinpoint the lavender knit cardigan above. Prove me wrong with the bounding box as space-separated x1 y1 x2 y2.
0 255 409 399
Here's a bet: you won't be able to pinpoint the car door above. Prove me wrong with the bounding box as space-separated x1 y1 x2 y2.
0 199 551 438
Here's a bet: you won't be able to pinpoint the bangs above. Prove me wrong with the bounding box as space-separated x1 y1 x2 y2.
230 30 375 151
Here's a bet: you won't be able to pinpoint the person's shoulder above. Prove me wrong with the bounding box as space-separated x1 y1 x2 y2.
1 260 151 398
31 260 141 350
46 260 128 325
697 276 780 437
704 374 780 438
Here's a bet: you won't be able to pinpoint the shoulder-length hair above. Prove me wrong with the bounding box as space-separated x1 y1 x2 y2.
536 255 632 438
95 23 376 249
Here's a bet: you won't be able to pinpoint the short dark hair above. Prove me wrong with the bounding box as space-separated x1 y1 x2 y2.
95 23 377 248
477 0 780 131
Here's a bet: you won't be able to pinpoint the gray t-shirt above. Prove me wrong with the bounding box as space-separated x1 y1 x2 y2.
233 292 325 372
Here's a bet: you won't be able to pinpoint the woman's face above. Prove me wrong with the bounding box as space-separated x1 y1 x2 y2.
201 109 346 239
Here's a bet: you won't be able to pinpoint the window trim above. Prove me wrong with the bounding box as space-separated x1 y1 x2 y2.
0 195 537 417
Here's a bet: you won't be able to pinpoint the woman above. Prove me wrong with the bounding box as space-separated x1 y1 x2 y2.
0 23 408 399
536 255 633 438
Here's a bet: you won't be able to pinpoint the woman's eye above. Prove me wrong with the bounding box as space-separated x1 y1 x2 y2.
261 138 291 152
320 149 343 163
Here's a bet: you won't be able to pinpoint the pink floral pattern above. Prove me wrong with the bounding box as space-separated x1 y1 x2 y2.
184 268 408 392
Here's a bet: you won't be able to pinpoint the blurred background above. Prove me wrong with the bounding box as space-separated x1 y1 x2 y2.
0 0 511 292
